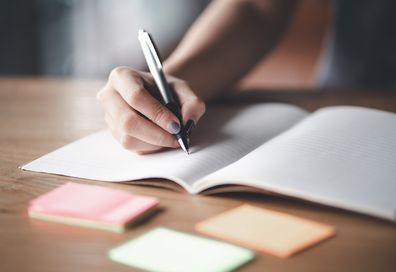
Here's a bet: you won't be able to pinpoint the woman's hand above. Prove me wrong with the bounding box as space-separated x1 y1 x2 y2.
97 66 205 154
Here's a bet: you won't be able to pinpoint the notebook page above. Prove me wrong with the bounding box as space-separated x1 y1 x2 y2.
22 104 307 193
198 106 396 221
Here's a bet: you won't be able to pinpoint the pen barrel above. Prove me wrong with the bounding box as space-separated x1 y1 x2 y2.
165 102 184 129
166 101 189 154
156 71 175 105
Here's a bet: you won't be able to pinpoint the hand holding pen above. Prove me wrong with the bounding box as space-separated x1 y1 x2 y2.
138 29 191 153
96 32 205 154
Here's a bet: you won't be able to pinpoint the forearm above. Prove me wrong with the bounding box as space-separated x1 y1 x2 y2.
163 0 299 100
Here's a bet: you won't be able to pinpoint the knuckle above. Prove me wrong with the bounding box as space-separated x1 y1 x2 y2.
97 85 111 102
120 134 134 150
120 112 137 133
110 66 143 85
109 66 130 81
127 86 146 105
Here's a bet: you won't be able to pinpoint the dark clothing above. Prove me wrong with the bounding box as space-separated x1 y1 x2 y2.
0 0 73 75
317 0 396 89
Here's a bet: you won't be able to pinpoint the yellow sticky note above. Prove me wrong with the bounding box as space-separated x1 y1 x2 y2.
196 204 336 258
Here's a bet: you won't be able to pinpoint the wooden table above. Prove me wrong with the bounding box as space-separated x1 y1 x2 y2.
1 77 395 272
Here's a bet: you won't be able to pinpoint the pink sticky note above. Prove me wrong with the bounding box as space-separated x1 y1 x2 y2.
28 183 159 232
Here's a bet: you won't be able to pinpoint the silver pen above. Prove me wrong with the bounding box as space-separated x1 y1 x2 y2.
138 29 189 154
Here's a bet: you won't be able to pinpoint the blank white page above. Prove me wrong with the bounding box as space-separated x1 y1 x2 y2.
199 106 396 221
22 104 307 193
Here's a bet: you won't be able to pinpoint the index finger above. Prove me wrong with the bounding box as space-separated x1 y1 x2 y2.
109 67 182 135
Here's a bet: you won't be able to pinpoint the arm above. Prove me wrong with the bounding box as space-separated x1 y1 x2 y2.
98 0 298 154
164 0 299 100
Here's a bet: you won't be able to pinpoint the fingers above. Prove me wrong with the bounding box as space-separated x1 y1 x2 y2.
109 67 182 135
105 114 163 153
98 86 178 150
98 66 206 154
172 80 206 129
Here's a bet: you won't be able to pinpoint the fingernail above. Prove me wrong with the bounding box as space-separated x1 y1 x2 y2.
185 119 195 136
167 121 181 134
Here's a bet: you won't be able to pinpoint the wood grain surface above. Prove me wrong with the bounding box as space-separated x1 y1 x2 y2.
0 77 395 272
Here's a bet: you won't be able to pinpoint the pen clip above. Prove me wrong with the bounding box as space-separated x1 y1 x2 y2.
138 29 175 104
138 29 163 70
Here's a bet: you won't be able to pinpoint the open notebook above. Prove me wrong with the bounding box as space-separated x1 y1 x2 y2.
22 103 396 222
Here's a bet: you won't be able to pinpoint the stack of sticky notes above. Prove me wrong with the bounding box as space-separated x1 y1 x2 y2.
109 227 254 272
29 182 337 271
196 204 336 258
28 183 159 232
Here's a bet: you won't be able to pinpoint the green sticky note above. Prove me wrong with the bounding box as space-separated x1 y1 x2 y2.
108 227 255 272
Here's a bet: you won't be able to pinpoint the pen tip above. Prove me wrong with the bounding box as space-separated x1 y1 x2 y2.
178 138 190 155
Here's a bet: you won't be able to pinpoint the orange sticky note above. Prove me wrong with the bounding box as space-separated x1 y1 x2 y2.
196 204 336 258
28 183 159 232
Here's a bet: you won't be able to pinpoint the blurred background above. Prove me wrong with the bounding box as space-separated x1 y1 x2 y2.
1 0 331 89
